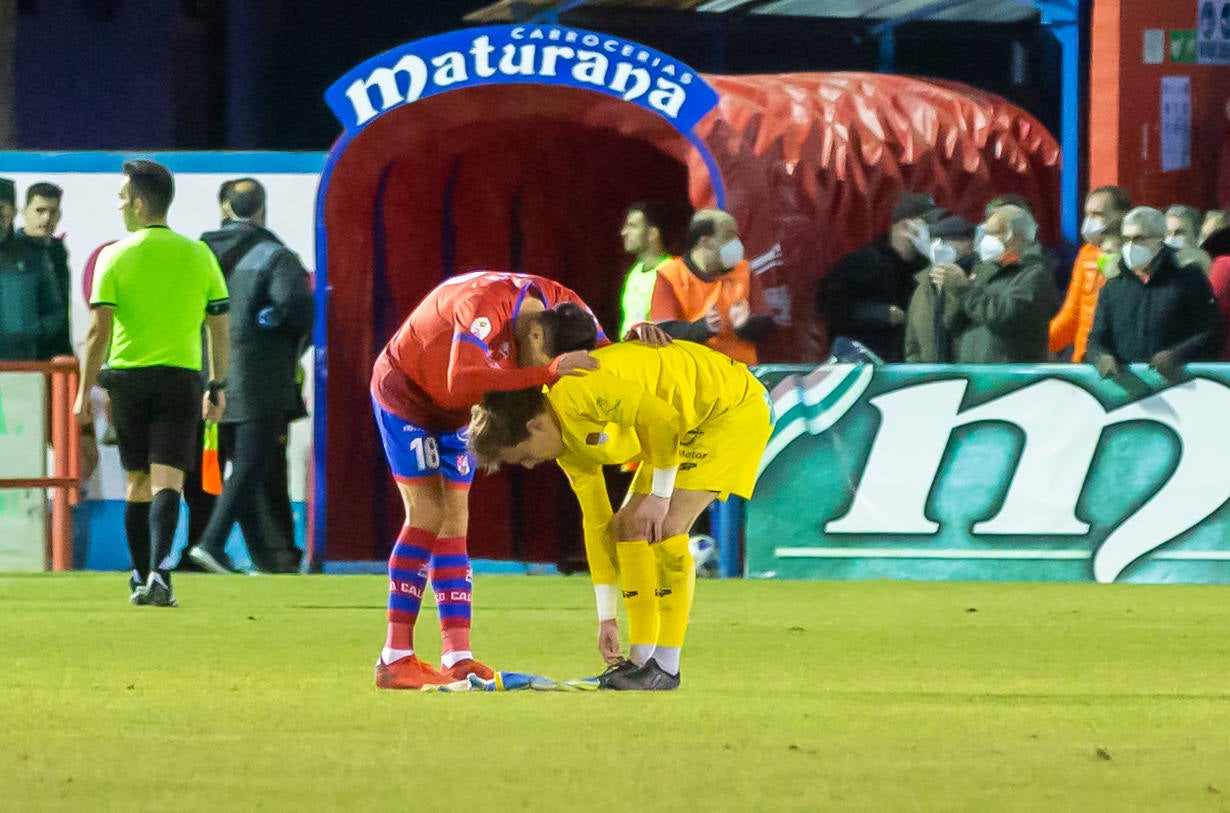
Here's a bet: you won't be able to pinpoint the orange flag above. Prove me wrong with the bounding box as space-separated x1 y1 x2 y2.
202 421 222 495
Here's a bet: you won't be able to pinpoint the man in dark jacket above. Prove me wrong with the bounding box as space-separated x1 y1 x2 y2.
0 177 65 361
818 191 943 362
1087 206 1222 380
933 204 1058 363
16 182 73 359
188 178 314 574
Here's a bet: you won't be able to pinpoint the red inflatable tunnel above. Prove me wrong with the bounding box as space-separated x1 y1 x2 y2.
313 24 1061 564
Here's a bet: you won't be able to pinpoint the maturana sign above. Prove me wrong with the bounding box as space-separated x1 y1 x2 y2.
325 25 720 134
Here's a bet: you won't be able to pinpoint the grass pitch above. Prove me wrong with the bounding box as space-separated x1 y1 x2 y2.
1 573 1228 812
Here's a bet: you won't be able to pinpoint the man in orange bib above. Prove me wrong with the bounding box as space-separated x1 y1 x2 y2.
649 208 773 364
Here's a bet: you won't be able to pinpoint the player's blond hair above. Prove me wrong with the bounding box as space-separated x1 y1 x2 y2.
467 388 548 472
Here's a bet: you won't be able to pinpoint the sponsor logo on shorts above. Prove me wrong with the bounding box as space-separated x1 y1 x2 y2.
456 455 471 476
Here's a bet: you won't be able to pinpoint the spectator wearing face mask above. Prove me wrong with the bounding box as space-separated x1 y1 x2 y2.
931 204 1058 364
1163 204 1211 273
903 215 975 363
1087 206 1222 380
650 208 773 364
1049 186 1132 362
817 192 943 363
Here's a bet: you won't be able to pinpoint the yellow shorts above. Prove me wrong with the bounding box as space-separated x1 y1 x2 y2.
630 384 773 501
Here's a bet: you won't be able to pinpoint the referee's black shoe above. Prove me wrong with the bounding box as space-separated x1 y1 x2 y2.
603 658 680 691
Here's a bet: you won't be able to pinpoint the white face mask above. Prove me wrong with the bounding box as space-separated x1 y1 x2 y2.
1081 216 1106 244
1123 241 1157 271
718 237 744 269
977 234 1006 264
929 238 957 266
1163 235 1188 250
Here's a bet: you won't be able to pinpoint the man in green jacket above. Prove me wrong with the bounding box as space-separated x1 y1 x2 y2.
932 204 1058 363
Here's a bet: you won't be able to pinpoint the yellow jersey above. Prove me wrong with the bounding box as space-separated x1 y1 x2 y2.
546 340 766 583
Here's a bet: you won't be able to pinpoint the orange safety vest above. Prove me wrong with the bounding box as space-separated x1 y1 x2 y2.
650 256 758 365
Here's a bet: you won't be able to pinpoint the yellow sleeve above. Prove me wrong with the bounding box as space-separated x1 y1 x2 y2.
561 461 617 586
552 371 684 470
632 390 684 470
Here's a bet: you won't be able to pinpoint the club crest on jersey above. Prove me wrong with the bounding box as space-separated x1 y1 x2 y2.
470 317 492 341
456 455 471 476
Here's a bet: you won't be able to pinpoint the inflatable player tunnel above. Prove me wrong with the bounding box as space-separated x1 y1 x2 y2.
313 23 1061 563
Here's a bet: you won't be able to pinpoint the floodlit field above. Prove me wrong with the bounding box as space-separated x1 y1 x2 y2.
1 573 1228 812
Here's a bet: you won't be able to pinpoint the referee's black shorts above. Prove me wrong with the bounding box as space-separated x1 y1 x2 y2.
98 366 203 473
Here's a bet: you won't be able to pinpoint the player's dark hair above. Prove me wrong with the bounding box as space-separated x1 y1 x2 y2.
122 159 174 218
539 302 598 356
1089 185 1132 215
468 388 548 471
25 182 62 205
627 200 668 233
226 178 266 219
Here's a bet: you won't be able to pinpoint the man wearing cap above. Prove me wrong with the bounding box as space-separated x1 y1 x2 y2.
818 191 944 363
904 215 975 363
0 177 66 361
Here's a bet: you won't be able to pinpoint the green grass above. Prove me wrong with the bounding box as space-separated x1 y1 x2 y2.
1 574 1228 812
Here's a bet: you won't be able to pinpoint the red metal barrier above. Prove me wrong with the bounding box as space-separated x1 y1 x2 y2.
0 356 82 571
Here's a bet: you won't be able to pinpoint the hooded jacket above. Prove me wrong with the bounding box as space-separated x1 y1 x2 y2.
199 221 314 423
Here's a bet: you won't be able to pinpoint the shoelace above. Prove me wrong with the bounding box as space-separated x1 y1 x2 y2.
600 659 633 677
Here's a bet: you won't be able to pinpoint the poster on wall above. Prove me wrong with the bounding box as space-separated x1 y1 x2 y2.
1197 0 1230 64
1161 75 1192 172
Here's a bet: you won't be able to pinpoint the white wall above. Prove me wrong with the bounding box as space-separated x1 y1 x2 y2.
1 154 324 502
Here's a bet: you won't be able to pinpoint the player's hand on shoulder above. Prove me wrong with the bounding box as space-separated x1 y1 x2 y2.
553 349 599 377
624 322 672 346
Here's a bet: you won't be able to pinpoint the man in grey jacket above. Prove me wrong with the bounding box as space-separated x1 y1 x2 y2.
932 204 1058 363
188 178 314 574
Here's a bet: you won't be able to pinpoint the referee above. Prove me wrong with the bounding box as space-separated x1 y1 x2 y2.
74 160 230 606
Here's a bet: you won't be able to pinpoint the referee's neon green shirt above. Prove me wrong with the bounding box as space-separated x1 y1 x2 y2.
90 227 229 370
618 254 673 338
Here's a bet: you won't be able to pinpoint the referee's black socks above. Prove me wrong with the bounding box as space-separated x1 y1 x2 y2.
124 501 152 583
149 489 181 577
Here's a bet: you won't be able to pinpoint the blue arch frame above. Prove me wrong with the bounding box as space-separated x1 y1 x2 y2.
311 24 724 562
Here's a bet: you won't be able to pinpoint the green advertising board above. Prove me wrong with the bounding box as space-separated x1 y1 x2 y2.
746 363 1230 584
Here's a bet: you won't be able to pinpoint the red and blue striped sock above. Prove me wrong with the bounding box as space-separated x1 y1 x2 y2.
384 525 434 659
430 535 473 667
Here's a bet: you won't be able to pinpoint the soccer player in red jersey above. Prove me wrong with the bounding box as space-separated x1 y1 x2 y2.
371 271 662 689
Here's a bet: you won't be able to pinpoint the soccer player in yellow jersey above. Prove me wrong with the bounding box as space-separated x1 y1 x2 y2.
468 305 772 690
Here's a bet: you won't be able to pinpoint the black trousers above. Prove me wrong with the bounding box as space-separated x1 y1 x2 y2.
196 416 301 572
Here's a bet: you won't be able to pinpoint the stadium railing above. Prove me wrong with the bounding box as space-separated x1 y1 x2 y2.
0 356 82 570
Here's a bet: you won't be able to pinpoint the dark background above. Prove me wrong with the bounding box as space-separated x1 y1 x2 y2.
13 0 1066 151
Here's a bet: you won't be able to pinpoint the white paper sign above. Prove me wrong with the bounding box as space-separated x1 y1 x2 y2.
1161 75 1192 172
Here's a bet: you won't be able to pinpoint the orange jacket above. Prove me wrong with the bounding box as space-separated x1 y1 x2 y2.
1048 242 1104 362
650 256 761 364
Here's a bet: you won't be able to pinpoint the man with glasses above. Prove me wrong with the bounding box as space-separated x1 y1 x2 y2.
1087 206 1222 380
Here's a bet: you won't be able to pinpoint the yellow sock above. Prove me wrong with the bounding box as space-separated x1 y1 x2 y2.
615 540 658 658
653 534 695 649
